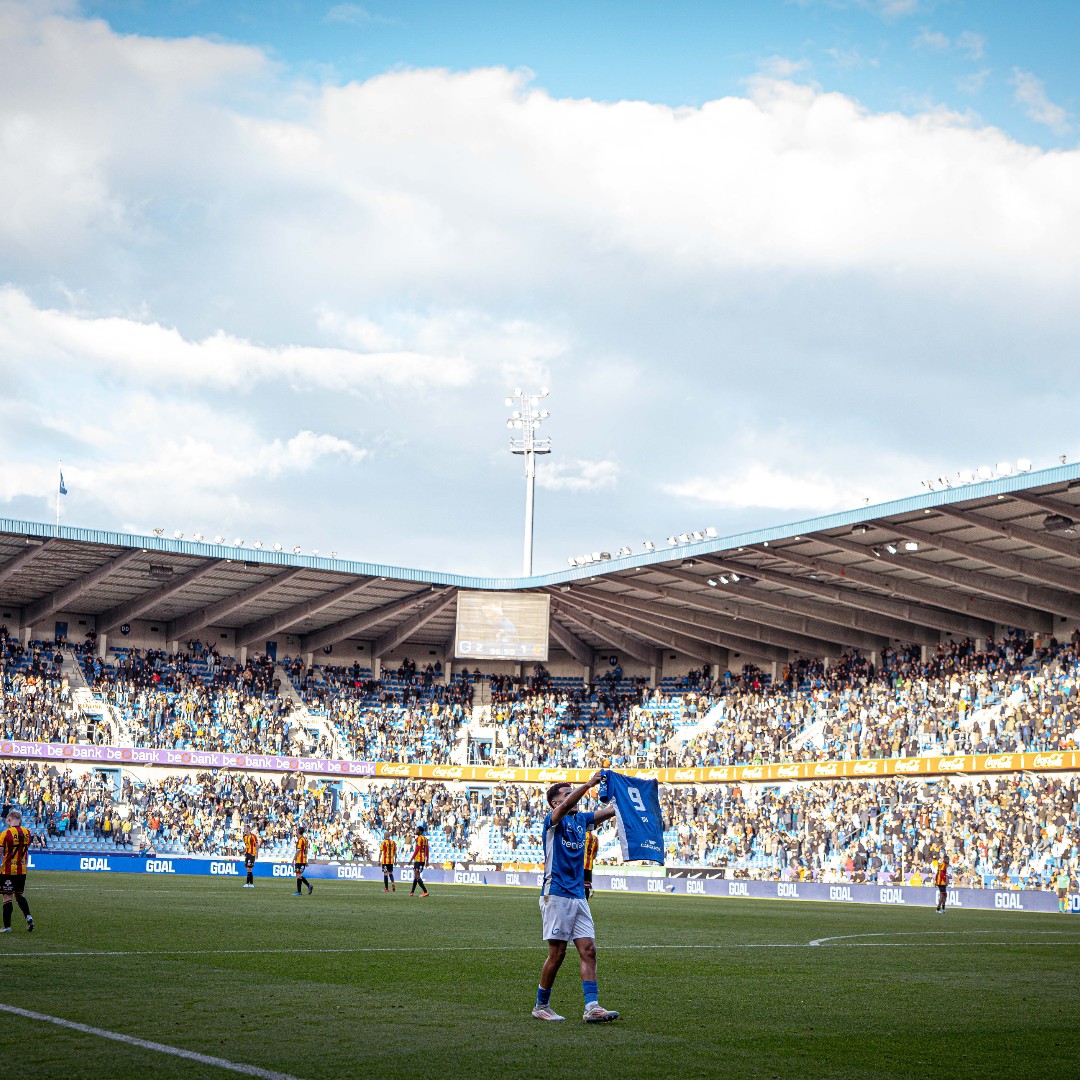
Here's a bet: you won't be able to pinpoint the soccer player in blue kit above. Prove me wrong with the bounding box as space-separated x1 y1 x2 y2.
532 771 620 1023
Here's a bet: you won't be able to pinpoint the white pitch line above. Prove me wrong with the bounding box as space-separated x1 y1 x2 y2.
0 1003 299 1080
4 933 1080 960
807 928 1076 947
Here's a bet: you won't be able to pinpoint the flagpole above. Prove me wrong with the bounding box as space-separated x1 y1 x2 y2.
56 459 61 532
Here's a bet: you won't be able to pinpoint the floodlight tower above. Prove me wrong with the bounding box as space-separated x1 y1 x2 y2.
505 388 551 575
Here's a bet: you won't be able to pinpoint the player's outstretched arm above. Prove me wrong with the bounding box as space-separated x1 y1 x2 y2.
592 804 616 825
550 770 602 826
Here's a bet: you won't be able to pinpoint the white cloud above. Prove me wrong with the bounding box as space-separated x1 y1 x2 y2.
957 69 990 96
956 32 986 62
0 287 473 392
537 459 619 493
662 464 899 513
759 56 810 79
1011 69 1071 134
915 28 950 52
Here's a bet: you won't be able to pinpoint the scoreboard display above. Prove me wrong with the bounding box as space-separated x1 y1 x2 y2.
454 592 550 661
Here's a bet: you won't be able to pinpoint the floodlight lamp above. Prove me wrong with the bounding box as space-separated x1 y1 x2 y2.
997 461 1014 476
719 575 729 585
312 549 319 556
707 578 718 587
152 528 164 537
273 543 283 551
977 465 993 480
193 533 204 542
667 536 678 546
762 541 769 547
538 410 550 419
958 469 975 484
730 573 740 582
851 523 870 535
705 527 718 538
511 411 520 420
679 533 691 544
504 397 514 407
592 552 601 561
234 538 244 546
1061 455 1068 464
643 540 655 551
904 541 919 552
599 551 612 560
330 551 337 559
871 547 883 558
252 540 263 549
1016 458 1033 472
292 546 302 554
540 387 550 396
514 387 523 397
885 543 898 555
173 530 184 539
691 531 704 541
567 557 577 567
213 535 225 544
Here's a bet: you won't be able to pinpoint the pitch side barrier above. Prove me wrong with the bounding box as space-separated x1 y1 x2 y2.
2 739 1078 783
28 853 1073 913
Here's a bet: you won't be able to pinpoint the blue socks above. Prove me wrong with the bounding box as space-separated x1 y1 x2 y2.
582 980 598 1006
536 986 552 1007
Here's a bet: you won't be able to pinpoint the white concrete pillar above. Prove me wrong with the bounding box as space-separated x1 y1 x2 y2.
96 632 108 659
20 625 32 646
373 657 382 679
239 646 248 665
303 652 313 669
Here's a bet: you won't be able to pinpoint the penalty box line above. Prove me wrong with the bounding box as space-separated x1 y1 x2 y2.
0 1002 299 1080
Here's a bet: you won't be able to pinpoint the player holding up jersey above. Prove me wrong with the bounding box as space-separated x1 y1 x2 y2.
380 835 398 892
533 772 619 1024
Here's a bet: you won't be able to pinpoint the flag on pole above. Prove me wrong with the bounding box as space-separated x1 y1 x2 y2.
59 471 68 496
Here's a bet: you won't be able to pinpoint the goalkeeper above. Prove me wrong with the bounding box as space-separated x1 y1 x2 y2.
532 771 619 1024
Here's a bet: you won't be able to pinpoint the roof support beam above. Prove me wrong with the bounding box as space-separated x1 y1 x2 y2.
701 552 986 640
97 560 224 635
575 587 844 658
549 599 659 664
373 590 458 659
0 539 57 590
236 576 378 649
936 505 1080 561
560 590 783 665
819 535 1053 631
636 570 889 652
548 616 594 668
23 550 143 628
300 590 434 654
882 520 1080 608
560 595 721 665
1007 491 1080 519
166 567 307 642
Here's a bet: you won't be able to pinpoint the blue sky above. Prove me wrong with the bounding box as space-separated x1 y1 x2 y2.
82 0 1077 146
1 0 1077 575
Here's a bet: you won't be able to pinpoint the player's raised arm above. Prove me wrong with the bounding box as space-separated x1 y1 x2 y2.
549 770 602 826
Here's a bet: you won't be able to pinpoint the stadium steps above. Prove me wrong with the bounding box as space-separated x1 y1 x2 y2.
275 665 350 758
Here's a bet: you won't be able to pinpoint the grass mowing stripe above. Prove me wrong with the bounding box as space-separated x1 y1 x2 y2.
0 1003 299 1080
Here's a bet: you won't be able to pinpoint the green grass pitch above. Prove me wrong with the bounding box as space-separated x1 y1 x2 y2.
5 873 1080 1078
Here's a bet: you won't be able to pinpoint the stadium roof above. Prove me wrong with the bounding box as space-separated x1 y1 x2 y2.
3 462 1080 666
